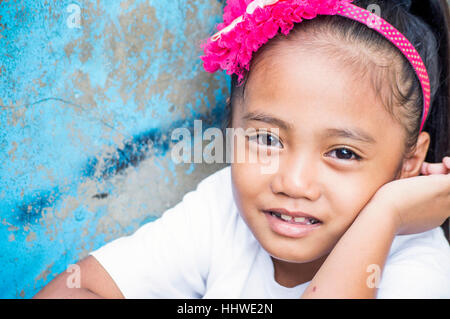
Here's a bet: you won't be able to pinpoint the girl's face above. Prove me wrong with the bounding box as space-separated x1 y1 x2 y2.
231 45 407 264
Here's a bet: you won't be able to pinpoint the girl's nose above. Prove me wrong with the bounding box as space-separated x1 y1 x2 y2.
270 154 321 200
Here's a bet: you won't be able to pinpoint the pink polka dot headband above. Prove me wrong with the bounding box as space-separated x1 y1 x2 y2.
200 0 431 133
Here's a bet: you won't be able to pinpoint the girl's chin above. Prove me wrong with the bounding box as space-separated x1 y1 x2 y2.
271 253 323 264
261 238 329 264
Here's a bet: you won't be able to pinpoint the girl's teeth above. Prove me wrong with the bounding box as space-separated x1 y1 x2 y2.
270 212 320 224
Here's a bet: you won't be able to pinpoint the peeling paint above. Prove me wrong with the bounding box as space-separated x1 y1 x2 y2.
34 262 55 285
0 0 228 298
25 231 37 243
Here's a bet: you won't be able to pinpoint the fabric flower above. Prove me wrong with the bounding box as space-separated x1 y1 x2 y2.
200 0 354 84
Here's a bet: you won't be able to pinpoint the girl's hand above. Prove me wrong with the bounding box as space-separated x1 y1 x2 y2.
371 157 450 235
420 156 450 175
302 156 450 299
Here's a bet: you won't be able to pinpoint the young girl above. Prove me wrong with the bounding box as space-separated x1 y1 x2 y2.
35 0 450 298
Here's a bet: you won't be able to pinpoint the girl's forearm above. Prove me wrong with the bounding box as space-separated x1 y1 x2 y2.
33 287 104 299
301 200 397 299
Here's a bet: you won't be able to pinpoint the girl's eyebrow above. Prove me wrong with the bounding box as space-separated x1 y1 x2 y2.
323 128 377 144
242 111 376 144
242 111 293 131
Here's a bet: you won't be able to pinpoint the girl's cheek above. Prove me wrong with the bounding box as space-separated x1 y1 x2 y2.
231 163 254 197
328 178 375 220
232 162 265 196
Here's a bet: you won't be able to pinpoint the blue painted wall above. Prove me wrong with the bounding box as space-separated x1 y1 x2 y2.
0 0 228 298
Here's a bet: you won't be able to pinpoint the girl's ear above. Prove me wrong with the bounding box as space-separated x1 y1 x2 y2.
399 131 431 178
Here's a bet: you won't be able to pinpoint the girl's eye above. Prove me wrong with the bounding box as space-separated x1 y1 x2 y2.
248 132 283 148
327 148 362 161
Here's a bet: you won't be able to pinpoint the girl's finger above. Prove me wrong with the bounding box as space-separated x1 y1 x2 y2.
443 156 450 169
426 162 448 175
421 162 429 175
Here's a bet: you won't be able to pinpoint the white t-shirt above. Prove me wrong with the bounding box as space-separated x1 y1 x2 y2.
90 166 450 298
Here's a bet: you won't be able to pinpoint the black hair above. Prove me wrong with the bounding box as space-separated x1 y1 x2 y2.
223 0 450 240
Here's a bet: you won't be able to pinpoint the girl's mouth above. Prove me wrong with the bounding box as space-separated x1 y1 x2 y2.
268 211 321 225
263 210 322 238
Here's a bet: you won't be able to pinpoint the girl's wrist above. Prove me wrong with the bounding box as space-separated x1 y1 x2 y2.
357 194 399 237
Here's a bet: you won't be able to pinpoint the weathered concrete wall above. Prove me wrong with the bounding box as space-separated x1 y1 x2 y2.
0 0 228 298
2 0 449 299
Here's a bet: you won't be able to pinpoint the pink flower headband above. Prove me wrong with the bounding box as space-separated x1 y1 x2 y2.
200 0 431 133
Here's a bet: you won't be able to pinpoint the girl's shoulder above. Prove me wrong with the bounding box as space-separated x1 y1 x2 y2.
180 165 239 225
188 165 234 210
378 228 450 298
388 227 450 260
195 165 232 191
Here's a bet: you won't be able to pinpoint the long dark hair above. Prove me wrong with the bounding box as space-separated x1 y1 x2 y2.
223 0 450 240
